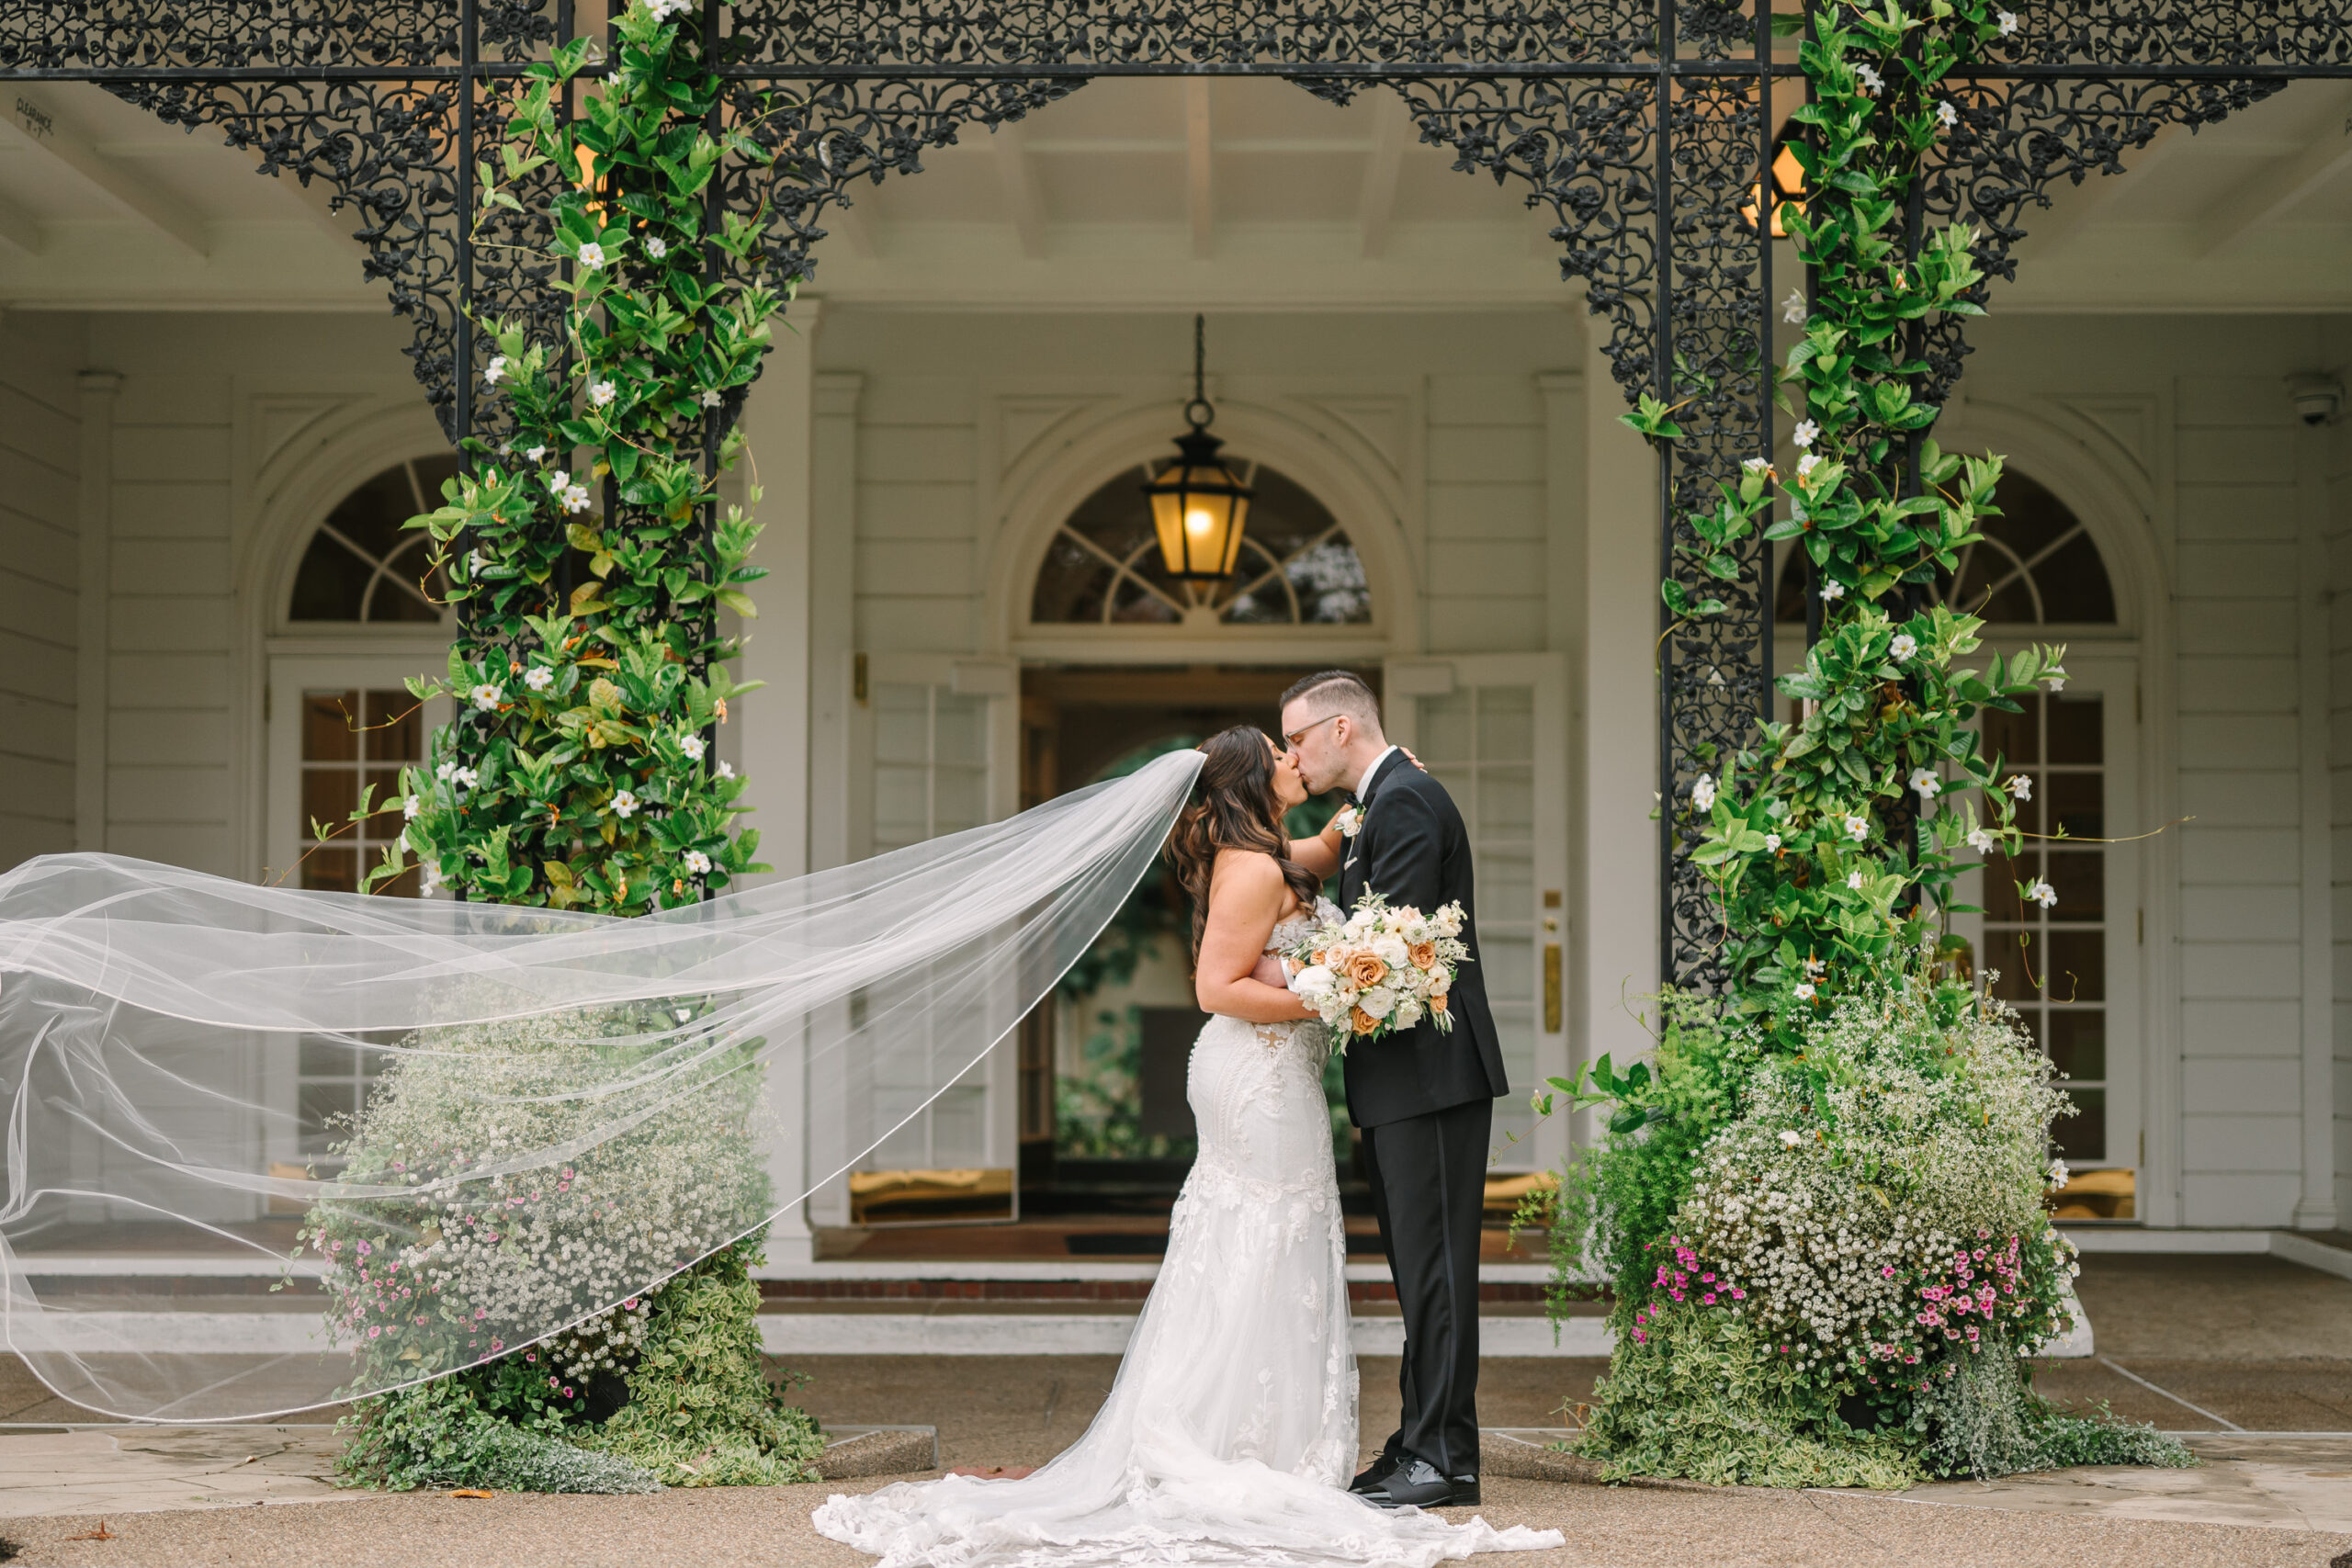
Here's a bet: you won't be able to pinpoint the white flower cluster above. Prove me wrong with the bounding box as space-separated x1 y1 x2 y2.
310 1000 770 1393
1668 982 2074 1377
1286 894 1468 1050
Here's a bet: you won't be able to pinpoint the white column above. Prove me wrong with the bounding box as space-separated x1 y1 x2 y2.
74 369 121 854
1577 340 1659 1124
1539 369 1588 1154
2295 412 2339 1229
737 298 821 885
807 370 864 876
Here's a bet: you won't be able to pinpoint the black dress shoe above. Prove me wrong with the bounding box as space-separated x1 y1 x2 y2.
1371 1459 1479 1509
1348 1448 1401 1495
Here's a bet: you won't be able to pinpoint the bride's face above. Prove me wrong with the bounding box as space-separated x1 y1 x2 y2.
1267 739 1309 814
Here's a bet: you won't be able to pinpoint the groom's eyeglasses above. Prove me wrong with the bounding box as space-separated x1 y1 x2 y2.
1283 714 1340 750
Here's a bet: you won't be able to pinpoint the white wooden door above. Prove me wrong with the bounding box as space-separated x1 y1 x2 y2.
836 655 1020 1222
1385 653 1571 1171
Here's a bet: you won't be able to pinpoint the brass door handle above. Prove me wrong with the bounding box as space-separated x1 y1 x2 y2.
1543 942 1562 1033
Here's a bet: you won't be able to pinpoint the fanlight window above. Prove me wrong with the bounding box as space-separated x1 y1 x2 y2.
289 456 459 624
1032 460 1373 626
1776 468 2116 626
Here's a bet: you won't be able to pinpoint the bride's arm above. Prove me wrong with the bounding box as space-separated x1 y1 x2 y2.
1195 852 1316 1024
1287 820 1346 880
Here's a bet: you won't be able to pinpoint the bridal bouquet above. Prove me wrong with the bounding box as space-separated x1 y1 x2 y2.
1285 894 1470 1048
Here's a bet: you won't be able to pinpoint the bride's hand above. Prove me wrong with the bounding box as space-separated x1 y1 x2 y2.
1249 953 1290 989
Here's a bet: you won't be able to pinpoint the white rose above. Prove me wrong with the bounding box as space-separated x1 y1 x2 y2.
1372 935 1409 968
1393 1000 1424 1031
1360 987 1397 1019
1291 964 1337 1000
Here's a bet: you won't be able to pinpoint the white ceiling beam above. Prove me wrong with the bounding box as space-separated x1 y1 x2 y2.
1185 79 1213 261
991 120 1047 260
96 135 367 257
2020 121 2189 258
0 186 42 254
2 94 208 255
1358 102 1410 259
2193 90 2352 255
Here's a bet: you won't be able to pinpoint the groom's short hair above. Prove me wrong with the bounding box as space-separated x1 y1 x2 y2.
1280 670 1382 731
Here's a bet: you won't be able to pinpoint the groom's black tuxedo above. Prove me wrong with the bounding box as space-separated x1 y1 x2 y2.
1333 747 1506 1483
1335 750 1509 1128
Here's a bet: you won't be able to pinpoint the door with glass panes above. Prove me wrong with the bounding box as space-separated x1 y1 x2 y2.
837 654 1019 1224
264 654 454 1179
1383 654 1571 1172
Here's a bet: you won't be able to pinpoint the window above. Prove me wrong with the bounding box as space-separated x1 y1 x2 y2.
297 688 425 896
289 456 460 623
1031 460 1372 626
1775 468 2115 627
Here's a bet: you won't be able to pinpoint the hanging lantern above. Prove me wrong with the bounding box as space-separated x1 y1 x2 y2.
1144 314 1253 581
1740 130 1807 238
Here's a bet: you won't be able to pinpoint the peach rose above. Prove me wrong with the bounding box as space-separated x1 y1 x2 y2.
1408 941 1438 971
1351 1006 1381 1035
1429 990 1449 1016
1342 951 1389 989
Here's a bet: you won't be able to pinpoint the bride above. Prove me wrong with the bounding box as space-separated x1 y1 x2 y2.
812 728 1564 1567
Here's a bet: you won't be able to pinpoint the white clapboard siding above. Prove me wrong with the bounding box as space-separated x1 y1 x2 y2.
0 313 83 869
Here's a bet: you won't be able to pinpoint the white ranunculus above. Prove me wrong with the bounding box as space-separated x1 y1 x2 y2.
1291 964 1338 1000
1360 987 1397 1019
1372 935 1408 968
1394 1000 1424 1031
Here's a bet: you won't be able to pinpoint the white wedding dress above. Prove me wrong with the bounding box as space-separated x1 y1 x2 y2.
812 898 1565 1568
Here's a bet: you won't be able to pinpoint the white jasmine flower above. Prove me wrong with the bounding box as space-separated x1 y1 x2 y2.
1781 286 1806 324
450 764 479 790
1692 775 1718 812
680 733 707 761
1909 766 1940 800
589 379 616 408
1846 870 1865 890
525 444 547 464
578 242 607 270
483 355 508 387
524 666 555 693
1889 633 1918 661
716 760 735 780
1819 578 1847 601
560 484 593 513
1966 827 1996 853
1803 955 1826 979
2044 674 2065 693
1791 985 1816 1005
1854 62 1883 93
1743 456 1771 475
701 389 722 408
1796 452 1821 480
469 682 502 712
1844 814 1868 841
610 791 641 819
1764 831 1782 852
1997 9 2018 34
646 235 669 259
420 863 445 896
1792 419 1819 447
1937 99 1960 130
403 795 423 820
435 759 458 783
548 469 571 492
683 850 713 876
2008 773 2033 803
2029 879 2057 908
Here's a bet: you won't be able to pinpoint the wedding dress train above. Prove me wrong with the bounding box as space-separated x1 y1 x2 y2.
811 902 1565 1567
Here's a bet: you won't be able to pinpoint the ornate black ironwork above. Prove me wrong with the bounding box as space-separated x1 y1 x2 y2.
6 0 2350 985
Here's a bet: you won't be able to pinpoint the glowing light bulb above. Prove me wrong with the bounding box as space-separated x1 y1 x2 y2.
1185 507 1215 536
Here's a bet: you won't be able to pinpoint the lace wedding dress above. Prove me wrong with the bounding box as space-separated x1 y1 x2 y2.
812 898 1565 1568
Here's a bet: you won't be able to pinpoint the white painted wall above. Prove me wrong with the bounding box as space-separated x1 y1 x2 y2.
0 310 83 866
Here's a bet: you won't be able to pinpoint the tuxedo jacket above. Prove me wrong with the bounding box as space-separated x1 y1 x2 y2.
1334 750 1509 1129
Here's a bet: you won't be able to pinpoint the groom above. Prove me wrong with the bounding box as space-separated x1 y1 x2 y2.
1279 670 1509 1511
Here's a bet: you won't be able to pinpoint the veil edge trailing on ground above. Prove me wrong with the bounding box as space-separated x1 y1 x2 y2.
0 748 1205 1422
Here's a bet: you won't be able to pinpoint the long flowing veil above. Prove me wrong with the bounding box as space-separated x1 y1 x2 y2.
0 748 1204 1422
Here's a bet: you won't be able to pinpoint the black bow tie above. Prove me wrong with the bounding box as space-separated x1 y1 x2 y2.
1340 792 1362 810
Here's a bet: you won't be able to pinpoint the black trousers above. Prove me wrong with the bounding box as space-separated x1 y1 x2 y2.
1361 1095 1490 1477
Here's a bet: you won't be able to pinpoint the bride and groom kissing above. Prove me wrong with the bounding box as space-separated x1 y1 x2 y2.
815 671 1562 1566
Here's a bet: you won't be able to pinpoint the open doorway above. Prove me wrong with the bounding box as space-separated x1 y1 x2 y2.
1015 664 1366 1238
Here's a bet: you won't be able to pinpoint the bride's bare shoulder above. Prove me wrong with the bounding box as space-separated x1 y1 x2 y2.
1208 846 1283 887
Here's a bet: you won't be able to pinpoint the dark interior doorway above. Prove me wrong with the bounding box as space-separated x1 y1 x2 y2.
1014 663 1376 1221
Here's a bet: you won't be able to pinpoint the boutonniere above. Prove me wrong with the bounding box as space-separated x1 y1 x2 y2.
1331 804 1363 840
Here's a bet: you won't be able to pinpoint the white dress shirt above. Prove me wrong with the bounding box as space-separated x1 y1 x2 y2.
1353 744 1401 801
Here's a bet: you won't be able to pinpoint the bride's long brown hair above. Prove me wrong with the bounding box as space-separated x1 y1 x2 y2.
1165 726 1321 964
